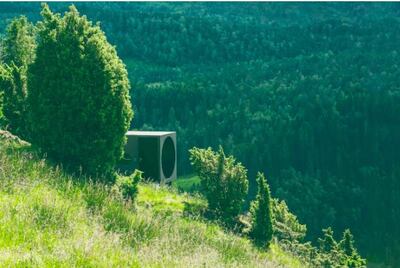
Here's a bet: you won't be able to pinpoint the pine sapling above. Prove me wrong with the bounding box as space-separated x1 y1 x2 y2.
249 172 273 248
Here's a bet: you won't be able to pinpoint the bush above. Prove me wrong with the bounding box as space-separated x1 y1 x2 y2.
0 16 35 138
189 146 248 225
249 172 273 248
114 170 142 201
27 5 133 179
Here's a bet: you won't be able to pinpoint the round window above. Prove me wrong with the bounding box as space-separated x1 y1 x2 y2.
161 137 175 178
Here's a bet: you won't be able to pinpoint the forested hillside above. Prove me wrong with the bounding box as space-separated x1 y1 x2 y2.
1 2 399 266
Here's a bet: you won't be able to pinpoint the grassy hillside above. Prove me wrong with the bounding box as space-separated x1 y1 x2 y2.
0 131 303 267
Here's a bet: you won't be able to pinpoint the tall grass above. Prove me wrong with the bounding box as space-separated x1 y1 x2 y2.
0 134 304 267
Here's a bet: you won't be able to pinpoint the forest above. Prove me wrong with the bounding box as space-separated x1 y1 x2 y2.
0 2 399 266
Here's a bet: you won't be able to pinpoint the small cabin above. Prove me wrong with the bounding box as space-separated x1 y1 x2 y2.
120 131 177 184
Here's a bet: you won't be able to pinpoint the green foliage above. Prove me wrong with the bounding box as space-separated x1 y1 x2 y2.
318 227 337 254
274 226 366 267
339 229 367 268
249 172 273 248
313 228 366 268
114 170 142 201
189 146 249 225
0 16 35 138
2 16 35 67
27 5 133 179
272 198 306 242
340 229 356 257
315 228 342 267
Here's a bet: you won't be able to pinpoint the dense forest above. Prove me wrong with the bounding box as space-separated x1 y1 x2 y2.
1 3 399 265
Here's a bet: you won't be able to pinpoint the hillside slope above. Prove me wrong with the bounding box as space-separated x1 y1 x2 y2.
0 131 303 267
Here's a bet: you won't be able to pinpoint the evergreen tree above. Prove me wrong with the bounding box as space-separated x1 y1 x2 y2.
28 5 133 179
340 229 355 257
272 198 307 242
0 16 35 138
317 227 347 267
339 229 366 267
189 146 248 225
318 227 337 254
249 172 273 248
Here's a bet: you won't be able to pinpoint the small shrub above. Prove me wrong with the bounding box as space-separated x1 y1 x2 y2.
249 172 273 248
114 170 142 201
189 146 248 225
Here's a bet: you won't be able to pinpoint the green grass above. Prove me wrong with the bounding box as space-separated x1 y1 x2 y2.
172 174 200 193
0 132 304 267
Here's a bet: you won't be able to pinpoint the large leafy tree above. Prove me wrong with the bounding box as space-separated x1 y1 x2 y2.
28 5 133 179
0 16 35 138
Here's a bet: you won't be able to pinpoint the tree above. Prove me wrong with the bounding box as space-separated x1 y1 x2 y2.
340 229 356 257
0 16 35 138
28 5 133 179
317 227 347 267
318 227 337 254
249 172 273 248
189 146 248 225
272 198 306 242
339 229 366 267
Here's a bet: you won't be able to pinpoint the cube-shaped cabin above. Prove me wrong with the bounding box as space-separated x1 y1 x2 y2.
120 131 177 183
